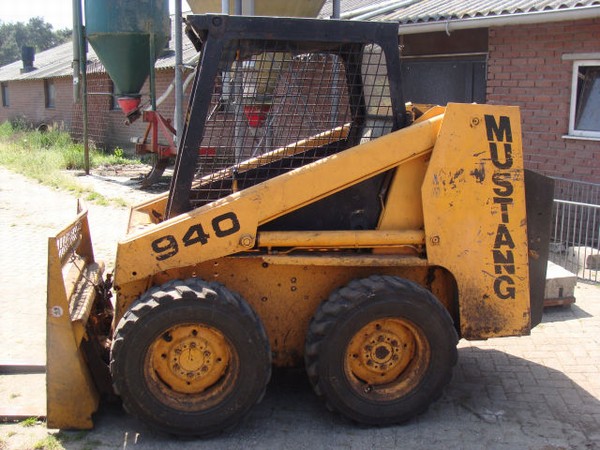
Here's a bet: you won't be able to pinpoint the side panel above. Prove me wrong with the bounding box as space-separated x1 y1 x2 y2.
525 169 554 327
422 103 531 339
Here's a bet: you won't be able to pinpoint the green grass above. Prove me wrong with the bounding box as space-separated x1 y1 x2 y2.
0 121 139 206
32 435 64 450
54 430 87 443
19 417 39 427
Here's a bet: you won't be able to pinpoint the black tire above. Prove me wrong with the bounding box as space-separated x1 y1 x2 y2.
110 278 271 436
304 275 458 425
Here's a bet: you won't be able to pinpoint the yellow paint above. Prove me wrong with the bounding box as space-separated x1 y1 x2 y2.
149 324 231 394
113 115 443 288
115 257 456 367
46 205 100 429
115 105 533 343
422 103 531 338
346 318 418 385
257 229 425 249
126 123 352 232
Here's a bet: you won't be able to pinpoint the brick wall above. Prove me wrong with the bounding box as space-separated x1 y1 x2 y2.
102 68 195 149
71 68 194 150
0 68 193 152
0 77 73 130
487 19 600 183
71 73 113 145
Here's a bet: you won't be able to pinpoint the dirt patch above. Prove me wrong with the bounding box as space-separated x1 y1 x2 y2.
71 163 172 206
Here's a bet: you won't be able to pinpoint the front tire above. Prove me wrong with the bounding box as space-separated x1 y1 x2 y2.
110 278 271 436
305 275 458 425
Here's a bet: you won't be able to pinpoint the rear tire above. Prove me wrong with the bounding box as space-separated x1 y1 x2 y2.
305 275 457 424
110 278 271 436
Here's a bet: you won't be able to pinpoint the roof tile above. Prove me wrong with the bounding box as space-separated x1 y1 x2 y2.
321 0 600 22
0 11 198 82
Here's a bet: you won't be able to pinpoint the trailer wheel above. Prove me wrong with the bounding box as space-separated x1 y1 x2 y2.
305 275 458 424
110 278 271 436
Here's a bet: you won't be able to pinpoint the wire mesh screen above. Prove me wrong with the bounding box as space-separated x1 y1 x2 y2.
70 59 112 146
189 42 393 208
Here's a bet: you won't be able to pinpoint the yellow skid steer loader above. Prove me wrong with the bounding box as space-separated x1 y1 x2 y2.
47 15 553 436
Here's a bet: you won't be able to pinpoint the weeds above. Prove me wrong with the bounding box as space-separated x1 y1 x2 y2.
32 435 64 450
85 191 110 206
20 417 39 427
0 121 140 206
0 121 138 172
54 430 87 443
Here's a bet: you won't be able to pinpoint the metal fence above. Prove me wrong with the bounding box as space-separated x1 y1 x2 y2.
550 177 600 283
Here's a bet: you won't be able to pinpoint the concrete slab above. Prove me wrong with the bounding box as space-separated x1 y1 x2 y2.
545 261 577 307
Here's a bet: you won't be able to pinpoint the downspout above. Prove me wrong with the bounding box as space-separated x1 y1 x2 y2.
72 0 81 102
398 6 600 34
73 0 89 175
81 17 89 175
332 0 340 19
174 0 183 144
155 67 196 110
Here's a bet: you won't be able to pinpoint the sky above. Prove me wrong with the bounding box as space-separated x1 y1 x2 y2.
0 0 180 30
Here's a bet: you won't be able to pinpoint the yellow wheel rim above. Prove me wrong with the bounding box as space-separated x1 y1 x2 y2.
149 324 231 394
345 317 430 396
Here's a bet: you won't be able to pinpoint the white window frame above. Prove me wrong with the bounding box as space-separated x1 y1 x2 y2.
568 59 600 140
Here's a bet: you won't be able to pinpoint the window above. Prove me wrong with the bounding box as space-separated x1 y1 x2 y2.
569 60 600 139
44 79 56 108
1 82 8 107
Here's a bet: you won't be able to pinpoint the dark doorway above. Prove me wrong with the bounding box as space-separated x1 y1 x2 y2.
401 57 487 104
399 28 488 104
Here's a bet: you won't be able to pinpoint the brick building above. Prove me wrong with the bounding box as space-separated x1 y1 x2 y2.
486 20 600 182
0 20 197 150
321 0 600 184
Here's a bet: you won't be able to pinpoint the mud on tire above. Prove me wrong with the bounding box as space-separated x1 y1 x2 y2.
110 278 271 436
304 275 458 425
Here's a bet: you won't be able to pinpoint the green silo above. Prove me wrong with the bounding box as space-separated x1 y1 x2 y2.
85 0 170 97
